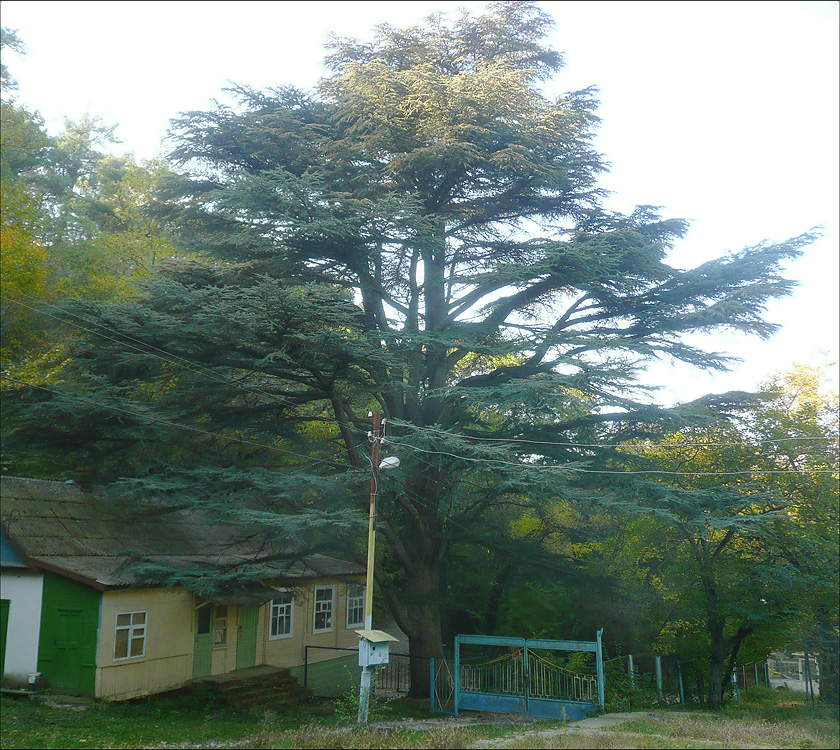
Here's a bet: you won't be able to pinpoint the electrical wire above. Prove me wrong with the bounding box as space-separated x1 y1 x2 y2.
390 419 836 450
1 293 307 408
383 438 838 476
1 291 364 436
378 453 818 583
8 292 833 459
369 441 836 588
3 375 353 470
15 287 826 603
5 296 835 477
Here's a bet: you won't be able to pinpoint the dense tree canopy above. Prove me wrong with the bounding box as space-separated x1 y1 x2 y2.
1 4 832 701
1 28 180 390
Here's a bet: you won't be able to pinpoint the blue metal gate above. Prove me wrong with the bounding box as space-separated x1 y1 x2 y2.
431 631 604 720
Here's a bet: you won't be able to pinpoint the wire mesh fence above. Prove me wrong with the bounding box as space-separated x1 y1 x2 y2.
604 649 832 709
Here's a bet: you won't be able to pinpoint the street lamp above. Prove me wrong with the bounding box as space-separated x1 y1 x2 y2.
378 456 401 471
357 410 399 726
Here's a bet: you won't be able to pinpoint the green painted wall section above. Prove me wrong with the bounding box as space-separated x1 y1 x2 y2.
0 598 9 677
236 605 258 670
290 653 362 698
37 572 101 696
193 604 213 678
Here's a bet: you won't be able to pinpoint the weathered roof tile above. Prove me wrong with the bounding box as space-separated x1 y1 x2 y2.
1 476 363 589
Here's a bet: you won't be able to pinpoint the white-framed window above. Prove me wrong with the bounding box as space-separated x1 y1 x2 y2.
114 611 146 660
269 590 294 639
214 605 228 646
313 586 334 633
346 584 365 629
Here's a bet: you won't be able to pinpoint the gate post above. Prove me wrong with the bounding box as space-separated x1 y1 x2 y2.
596 628 605 712
430 658 435 711
523 643 530 715
454 635 460 717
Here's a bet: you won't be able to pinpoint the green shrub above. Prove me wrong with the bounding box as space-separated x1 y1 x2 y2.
331 669 396 725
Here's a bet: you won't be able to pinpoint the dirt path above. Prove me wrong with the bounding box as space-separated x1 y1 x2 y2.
371 710 658 737
464 711 655 748
462 710 783 749
372 711 548 732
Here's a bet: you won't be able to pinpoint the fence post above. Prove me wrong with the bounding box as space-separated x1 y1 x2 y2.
677 659 685 705
754 662 759 688
764 660 770 688
454 635 460 717
655 656 663 700
430 658 435 711
304 646 309 690
803 650 813 707
743 665 748 697
596 629 605 712
524 643 531 716
628 654 635 689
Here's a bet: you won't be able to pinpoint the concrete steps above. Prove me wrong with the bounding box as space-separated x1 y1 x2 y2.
191 666 312 710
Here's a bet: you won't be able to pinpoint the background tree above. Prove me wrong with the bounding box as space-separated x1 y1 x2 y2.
1 28 180 373
600 366 838 707
0 27 26 93
1 3 820 698
747 366 840 704
1 27 56 381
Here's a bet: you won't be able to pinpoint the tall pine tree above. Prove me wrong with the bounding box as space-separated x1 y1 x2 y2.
3 3 818 696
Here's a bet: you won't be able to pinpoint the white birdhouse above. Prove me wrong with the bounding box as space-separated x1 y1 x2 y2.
356 629 399 667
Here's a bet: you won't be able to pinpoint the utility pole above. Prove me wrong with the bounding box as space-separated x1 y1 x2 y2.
358 410 381 727
364 410 381 631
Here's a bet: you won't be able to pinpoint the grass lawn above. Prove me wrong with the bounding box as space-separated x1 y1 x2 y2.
0 690 492 749
1 686 265 749
1 685 837 749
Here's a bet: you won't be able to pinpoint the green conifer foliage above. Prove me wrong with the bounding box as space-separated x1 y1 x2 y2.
3 4 820 697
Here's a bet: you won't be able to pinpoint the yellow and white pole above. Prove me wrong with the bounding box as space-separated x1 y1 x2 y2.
358 410 381 727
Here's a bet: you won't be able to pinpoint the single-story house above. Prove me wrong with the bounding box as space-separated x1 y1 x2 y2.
0 476 372 700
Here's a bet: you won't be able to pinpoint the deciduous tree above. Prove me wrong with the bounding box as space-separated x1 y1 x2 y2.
602 367 838 707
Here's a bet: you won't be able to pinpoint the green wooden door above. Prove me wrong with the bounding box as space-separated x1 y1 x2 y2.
193 604 213 678
37 573 99 696
54 609 84 693
0 598 9 677
236 605 258 670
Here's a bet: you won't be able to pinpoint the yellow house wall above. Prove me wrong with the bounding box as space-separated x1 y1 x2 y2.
261 578 364 669
93 576 363 699
95 588 194 700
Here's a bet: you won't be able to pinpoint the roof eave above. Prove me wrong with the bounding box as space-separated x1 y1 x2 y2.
23 557 109 591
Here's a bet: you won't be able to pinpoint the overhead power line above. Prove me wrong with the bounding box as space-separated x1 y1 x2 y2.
390 420 836 451
4 295 835 478
1 292 365 437
2 376 353 470
383 438 838 477
1 293 305 408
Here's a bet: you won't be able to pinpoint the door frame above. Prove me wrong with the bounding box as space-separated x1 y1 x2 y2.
236 605 259 670
193 602 214 678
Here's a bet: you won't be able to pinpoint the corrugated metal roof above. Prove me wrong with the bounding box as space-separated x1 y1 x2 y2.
1 476 363 588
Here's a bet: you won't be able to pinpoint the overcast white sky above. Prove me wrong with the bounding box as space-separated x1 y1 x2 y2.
2 0 838 404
